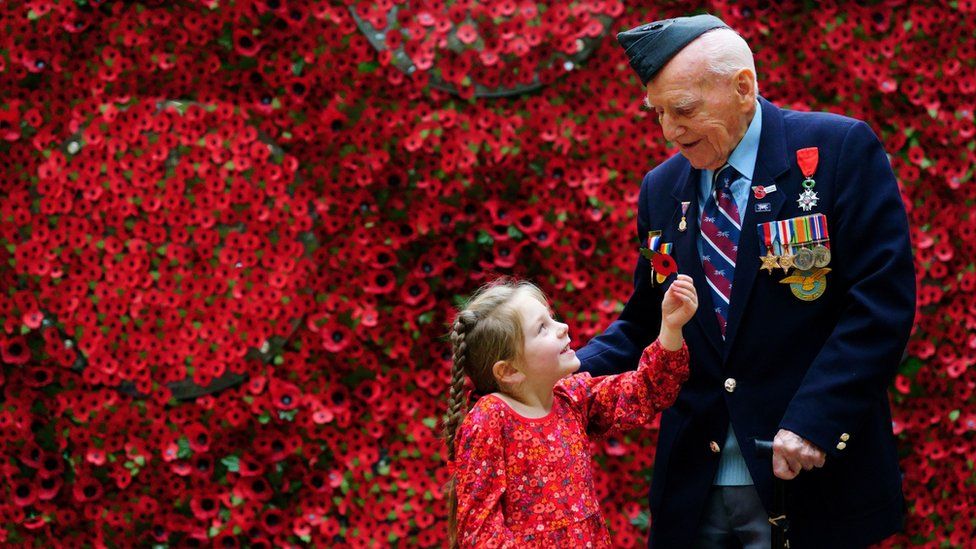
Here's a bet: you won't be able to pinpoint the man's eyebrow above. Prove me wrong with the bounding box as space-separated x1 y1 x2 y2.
643 96 654 110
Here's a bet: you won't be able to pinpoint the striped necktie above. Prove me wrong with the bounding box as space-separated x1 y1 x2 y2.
700 164 741 338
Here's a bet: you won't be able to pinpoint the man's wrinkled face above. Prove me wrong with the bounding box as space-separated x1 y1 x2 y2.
644 49 755 171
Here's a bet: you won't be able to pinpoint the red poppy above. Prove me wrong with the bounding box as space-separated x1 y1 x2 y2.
652 252 678 279
1 336 30 364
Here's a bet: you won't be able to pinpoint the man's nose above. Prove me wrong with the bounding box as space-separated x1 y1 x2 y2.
661 114 684 141
557 322 569 337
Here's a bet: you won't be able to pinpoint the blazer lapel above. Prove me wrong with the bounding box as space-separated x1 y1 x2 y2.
723 98 791 359
671 165 724 356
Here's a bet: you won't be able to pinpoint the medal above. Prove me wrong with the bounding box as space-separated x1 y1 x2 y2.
777 219 795 275
678 201 690 232
780 267 830 301
797 187 819 211
779 251 795 274
793 247 815 271
761 251 780 273
796 147 819 212
757 222 780 274
813 244 831 268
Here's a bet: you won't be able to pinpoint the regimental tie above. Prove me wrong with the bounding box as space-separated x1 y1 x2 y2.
700 164 742 338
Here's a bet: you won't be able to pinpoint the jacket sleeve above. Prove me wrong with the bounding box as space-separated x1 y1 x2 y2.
454 410 519 547
778 121 916 458
577 173 665 376
560 340 689 437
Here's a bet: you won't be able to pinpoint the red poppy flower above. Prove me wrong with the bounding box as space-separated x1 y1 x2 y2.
72 477 104 503
653 252 678 278
189 494 220 520
1 336 30 364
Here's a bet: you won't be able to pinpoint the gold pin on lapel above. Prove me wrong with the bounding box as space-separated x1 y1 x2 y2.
678 201 690 232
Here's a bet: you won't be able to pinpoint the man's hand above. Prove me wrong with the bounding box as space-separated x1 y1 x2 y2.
772 429 826 480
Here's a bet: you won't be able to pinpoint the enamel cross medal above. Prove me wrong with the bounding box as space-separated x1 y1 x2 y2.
796 147 819 212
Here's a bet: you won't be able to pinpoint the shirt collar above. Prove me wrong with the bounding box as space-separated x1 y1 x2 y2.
709 100 762 181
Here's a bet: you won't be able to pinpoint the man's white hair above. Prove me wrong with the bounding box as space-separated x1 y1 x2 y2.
695 28 759 94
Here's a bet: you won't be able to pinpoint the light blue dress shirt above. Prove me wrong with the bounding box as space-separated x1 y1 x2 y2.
697 101 762 486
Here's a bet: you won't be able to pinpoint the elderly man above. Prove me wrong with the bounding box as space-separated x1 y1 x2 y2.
578 14 915 549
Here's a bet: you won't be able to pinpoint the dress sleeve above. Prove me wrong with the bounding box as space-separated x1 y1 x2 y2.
454 402 519 548
559 339 689 438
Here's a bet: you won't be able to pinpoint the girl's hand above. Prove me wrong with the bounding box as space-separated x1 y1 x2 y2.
662 274 698 331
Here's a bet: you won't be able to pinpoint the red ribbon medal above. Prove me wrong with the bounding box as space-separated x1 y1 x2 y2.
795 147 820 212
796 147 819 178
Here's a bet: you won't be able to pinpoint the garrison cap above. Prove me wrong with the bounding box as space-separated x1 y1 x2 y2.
617 14 730 85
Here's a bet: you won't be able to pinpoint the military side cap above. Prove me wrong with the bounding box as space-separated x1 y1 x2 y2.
617 14 730 85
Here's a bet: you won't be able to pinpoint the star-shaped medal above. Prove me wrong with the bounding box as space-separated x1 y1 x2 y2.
760 253 780 274
779 252 795 274
797 189 819 211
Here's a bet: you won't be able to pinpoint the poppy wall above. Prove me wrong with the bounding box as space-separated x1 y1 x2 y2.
0 1 974 546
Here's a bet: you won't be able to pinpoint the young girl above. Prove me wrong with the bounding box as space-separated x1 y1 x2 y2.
443 275 697 547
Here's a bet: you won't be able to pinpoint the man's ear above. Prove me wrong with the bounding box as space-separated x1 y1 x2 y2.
733 68 757 106
492 359 523 386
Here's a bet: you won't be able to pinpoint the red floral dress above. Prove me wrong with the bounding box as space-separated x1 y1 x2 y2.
453 340 689 547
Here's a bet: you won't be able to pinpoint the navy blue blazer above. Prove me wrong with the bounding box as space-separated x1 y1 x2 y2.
578 97 915 548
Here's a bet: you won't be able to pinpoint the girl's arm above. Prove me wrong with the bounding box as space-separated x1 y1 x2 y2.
559 339 689 437
454 406 519 547
560 275 695 435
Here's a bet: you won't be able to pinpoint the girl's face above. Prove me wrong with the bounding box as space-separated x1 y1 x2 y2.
511 290 580 385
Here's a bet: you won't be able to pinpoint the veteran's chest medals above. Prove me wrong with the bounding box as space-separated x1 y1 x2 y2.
796 147 820 212
756 209 833 301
